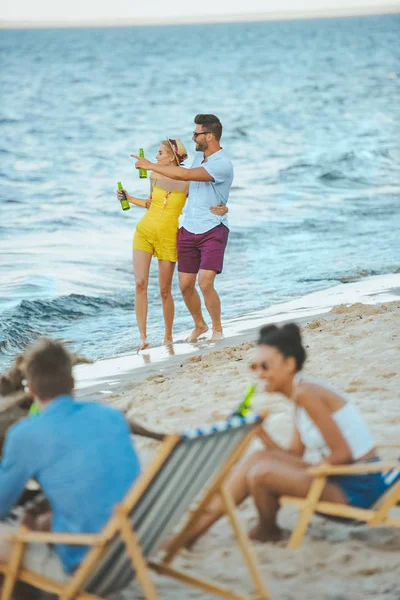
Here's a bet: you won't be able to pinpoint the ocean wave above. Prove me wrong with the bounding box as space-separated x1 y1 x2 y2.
0 293 132 360
278 151 384 187
14 160 51 172
0 118 20 125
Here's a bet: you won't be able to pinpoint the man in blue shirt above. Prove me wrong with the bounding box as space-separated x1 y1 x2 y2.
0 339 141 584
133 114 234 343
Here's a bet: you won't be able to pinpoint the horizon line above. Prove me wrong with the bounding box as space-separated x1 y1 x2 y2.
1 4 400 30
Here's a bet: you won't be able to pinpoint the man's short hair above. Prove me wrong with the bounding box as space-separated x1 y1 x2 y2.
24 338 73 401
194 114 222 141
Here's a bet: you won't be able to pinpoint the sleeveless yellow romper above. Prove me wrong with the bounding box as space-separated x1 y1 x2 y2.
133 178 187 262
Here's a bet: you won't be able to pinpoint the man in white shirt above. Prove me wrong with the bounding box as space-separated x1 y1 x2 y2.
133 114 233 342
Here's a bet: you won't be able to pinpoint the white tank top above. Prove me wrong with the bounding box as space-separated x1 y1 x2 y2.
294 377 375 460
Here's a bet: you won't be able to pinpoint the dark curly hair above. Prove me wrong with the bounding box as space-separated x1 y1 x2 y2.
257 323 306 372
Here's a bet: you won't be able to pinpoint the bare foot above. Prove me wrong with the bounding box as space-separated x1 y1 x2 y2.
210 329 224 342
186 324 209 343
137 339 150 352
163 339 175 356
163 336 173 345
248 523 284 543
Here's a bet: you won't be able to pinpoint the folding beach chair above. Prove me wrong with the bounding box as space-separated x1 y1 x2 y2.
280 459 400 549
0 412 271 600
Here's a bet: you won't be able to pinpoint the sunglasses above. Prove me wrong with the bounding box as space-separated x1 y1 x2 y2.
193 131 213 138
250 361 269 372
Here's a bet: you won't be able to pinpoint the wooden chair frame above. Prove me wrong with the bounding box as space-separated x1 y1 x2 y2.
1 418 271 600
281 458 400 549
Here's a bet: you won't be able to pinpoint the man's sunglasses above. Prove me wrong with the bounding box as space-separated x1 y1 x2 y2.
250 361 269 372
193 131 213 138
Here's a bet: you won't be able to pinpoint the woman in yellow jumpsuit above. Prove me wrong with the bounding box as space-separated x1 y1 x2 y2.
119 138 228 350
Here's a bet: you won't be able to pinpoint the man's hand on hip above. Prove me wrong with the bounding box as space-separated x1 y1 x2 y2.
210 204 228 216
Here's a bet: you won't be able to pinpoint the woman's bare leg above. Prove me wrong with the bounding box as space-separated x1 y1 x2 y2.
247 457 348 542
180 450 348 547
133 249 152 350
180 450 268 548
158 260 176 344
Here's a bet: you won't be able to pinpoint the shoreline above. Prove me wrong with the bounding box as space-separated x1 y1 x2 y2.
74 273 400 398
1 6 400 30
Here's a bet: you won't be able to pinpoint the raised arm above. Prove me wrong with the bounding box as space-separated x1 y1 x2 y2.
131 155 213 182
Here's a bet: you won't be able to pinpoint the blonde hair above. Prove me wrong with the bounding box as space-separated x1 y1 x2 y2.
160 140 179 165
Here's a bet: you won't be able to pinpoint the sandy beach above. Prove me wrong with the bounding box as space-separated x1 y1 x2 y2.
98 299 400 600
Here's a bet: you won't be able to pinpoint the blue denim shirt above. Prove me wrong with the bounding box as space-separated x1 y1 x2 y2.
181 149 234 234
0 395 141 573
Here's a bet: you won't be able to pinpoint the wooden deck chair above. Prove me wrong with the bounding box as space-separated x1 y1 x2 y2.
0 412 271 600
281 459 400 549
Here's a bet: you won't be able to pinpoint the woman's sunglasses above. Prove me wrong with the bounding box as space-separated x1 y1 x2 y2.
250 361 269 372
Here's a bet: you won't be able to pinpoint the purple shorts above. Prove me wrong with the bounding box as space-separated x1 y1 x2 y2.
177 224 229 274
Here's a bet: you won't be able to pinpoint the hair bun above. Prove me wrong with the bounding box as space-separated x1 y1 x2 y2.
282 323 302 343
259 324 278 338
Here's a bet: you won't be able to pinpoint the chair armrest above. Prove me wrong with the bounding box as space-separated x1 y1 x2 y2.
2 531 102 545
308 461 400 476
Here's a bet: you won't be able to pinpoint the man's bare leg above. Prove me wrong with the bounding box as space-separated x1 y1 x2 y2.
179 272 208 341
198 269 223 340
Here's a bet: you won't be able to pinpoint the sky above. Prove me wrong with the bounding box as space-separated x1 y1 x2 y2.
1 0 398 23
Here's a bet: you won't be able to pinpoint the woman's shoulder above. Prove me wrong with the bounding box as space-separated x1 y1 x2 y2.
295 377 348 413
295 377 333 405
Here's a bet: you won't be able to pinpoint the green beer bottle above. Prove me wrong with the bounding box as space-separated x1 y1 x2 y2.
29 401 40 417
139 148 148 179
117 181 130 211
232 384 256 417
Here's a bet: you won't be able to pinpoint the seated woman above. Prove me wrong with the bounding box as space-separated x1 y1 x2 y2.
183 322 397 545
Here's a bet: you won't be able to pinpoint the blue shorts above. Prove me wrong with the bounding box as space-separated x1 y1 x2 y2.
329 459 400 509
